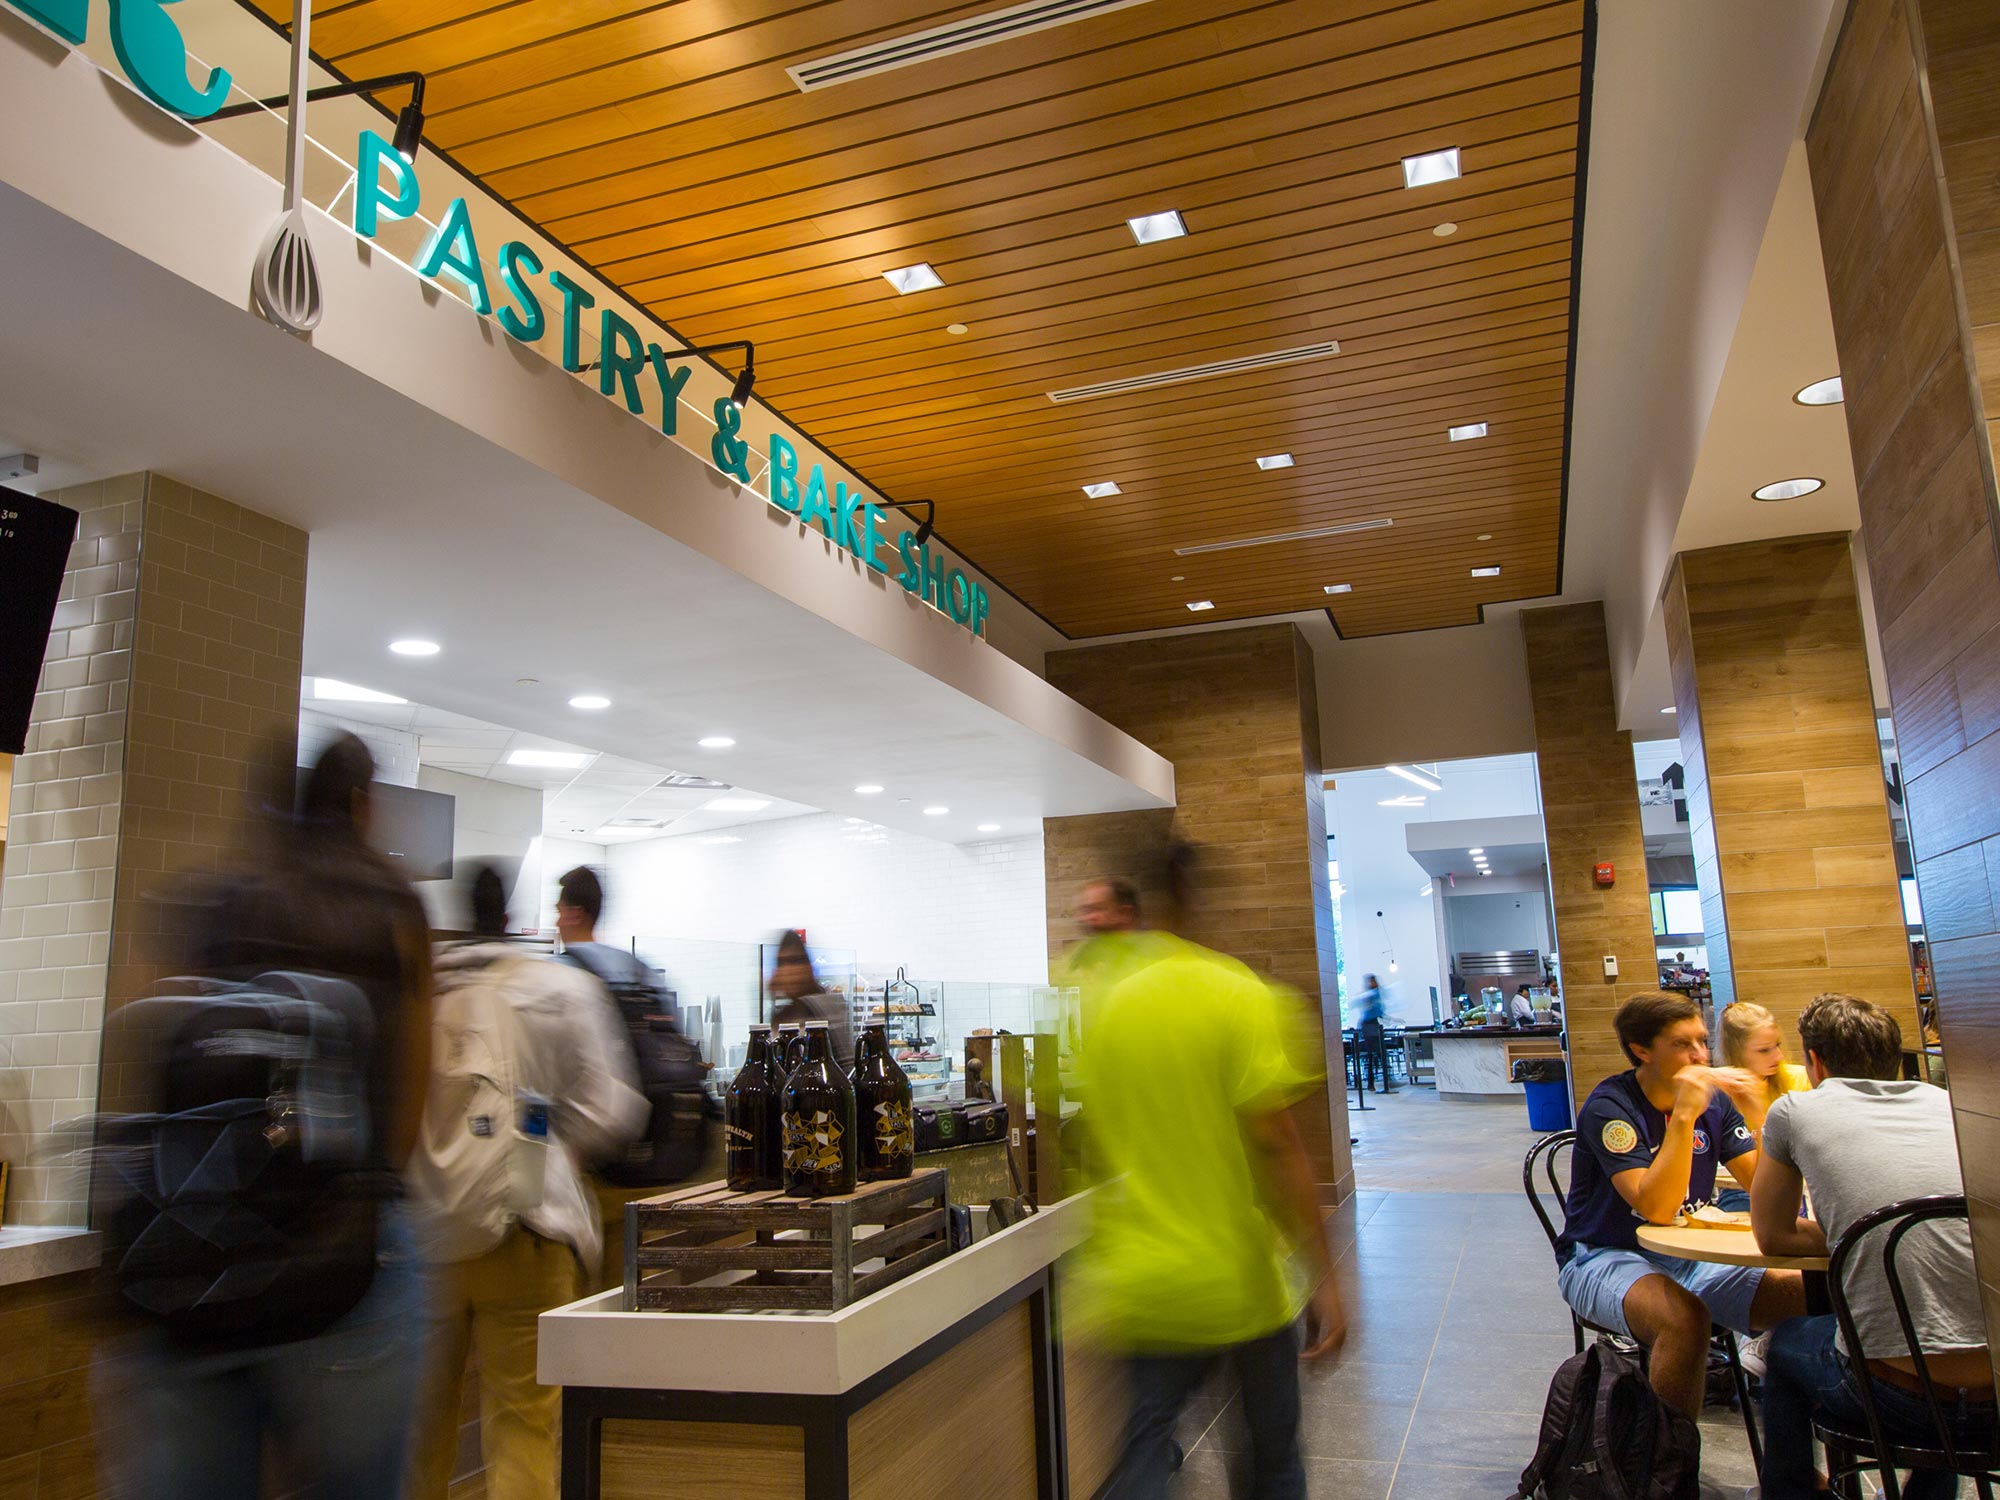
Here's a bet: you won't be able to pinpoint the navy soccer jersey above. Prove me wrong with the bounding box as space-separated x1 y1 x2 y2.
1554 1069 1756 1264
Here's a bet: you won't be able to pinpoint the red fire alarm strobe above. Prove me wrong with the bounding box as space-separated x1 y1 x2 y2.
1593 862 1615 887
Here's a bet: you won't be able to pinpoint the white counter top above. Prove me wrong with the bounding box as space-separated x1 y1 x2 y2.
538 1193 1093 1396
0 1226 100 1288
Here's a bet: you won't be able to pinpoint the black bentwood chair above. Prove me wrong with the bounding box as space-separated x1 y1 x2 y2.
1523 1131 1763 1470
1817 1195 2000 1500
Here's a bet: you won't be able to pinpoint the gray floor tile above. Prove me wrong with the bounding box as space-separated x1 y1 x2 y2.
1300 1358 1428 1408
1430 1326 1579 1365
1334 1321 1442 1365
1387 1462 1524 1499
1417 1359 1557 1415
1397 1405 1543 1469
1201 1397 1417 1463
1173 1449 1397 1500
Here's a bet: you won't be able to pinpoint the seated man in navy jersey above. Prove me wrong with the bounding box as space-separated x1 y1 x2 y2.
1554 993 1806 1419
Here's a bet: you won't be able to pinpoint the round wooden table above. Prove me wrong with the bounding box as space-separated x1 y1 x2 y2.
1636 1219 1830 1274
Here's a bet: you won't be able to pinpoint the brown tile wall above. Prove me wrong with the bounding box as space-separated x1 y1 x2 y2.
1042 624 1352 1201
1519 604 1663 1113
1662 536 1917 1048
1807 0 2000 1361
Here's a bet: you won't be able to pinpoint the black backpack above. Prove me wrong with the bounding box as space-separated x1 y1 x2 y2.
564 948 711 1186
1512 1342 1701 1500
99 972 381 1349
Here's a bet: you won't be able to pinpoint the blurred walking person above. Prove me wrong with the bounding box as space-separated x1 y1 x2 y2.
768 927 855 1072
1076 846 1345 1500
406 865 646 1500
97 733 436 1500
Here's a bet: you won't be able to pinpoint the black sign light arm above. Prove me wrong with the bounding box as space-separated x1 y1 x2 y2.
212 73 428 163
581 340 756 410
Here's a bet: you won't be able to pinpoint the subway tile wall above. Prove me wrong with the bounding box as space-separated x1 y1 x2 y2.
0 477 143 1227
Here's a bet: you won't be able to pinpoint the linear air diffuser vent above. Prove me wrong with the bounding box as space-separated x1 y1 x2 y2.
1173 516 1392 558
656 774 728 791
789 0 1157 91
1048 341 1340 404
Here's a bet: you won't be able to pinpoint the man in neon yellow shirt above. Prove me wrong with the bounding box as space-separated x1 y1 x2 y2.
1076 915 1345 1500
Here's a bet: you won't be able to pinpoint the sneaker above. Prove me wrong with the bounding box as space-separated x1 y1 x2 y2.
1738 1331 1770 1380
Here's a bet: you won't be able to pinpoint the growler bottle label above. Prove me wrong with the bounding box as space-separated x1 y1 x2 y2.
870 1098 915 1160
782 1108 848 1181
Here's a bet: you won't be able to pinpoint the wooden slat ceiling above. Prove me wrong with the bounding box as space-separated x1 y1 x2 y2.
254 0 1589 640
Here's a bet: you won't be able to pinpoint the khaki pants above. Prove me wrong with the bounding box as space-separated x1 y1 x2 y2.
591 1178 659 1295
408 1227 580 1500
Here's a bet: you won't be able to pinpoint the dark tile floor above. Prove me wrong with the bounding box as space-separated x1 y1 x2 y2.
1170 1188 1762 1498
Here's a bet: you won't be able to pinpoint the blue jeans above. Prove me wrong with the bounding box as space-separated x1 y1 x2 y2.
97 1204 431 1500
1105 1323 1305 1500
1761 1315 1995 1500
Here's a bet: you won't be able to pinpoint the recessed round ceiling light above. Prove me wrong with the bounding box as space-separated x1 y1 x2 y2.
1476 533 1493 541
568 694 611 710
1433 222 1458 237
697 735 736 749
1171 574 1185 582
1753 477 1824 501
855 784 884 795
1794 376 1844 406
389 638 439 656
923 805 949 816
946 323 969 336
977 823 1001 833
515 677 539 687
1469 848 1484 855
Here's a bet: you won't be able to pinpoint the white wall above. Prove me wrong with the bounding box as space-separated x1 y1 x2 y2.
299 708 419 788
1328 756 1544 1026
412 765 543 931
1445 889 1553 957
599 812 1049 983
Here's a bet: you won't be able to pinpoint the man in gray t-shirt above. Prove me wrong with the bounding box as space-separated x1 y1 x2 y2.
1751 994 1993 1500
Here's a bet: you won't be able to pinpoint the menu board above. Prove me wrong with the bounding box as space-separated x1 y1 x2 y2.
0 484 80 755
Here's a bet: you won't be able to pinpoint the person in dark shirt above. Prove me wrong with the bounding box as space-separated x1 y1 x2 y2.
1555 993 1805 1419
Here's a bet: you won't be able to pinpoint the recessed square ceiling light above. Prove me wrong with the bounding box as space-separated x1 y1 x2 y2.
1323 583 1352 595
1448 422 1489 442
1255 453 1295 470
309 677 407 705
508 749 591 769
881 262 943 294
855 784 884 795
923 805 950 816
568 695 611 710
1186 600 1215 612
389 638 440 656
1470 565 1501 578
977 823 1001 833
705 796 772 812
1126 209 1187 245
1402 147 1461 188
1081 481 1122 498
697 735 735 749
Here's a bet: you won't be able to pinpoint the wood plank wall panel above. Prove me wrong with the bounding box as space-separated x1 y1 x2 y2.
1519 604 1661 1113
1662 536 1918 1049
1806 0 2000 1368
238 0 1589 640
1042 624 1351 1201
599 1418 804 1499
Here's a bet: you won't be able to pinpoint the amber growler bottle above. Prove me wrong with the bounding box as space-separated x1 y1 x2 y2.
781 1021 857 1197
850 1024 915 1181
725 1026 779 1191
761 1020 790 1184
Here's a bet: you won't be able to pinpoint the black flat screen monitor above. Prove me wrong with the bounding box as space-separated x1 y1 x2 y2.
295 769 455 880
0 484 81 756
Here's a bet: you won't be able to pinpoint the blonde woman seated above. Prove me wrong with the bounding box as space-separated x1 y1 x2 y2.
1713 1002 1811 1210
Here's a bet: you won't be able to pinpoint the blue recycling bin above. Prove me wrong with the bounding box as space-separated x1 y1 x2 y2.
1514 1056 1572 1130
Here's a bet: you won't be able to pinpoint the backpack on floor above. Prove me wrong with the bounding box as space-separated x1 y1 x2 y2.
563 947 710 1186
99 972 380 1350
1511 1341 1702 1500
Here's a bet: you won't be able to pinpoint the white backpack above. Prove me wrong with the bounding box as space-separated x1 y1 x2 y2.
408 952 550 1262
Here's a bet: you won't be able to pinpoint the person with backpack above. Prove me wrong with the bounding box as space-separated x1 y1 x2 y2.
554 865 712 1289
406 865 646 1500
96 733 437 1500
1554 993 1806 1422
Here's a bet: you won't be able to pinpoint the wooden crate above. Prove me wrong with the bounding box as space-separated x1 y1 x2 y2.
624 1169 952 1313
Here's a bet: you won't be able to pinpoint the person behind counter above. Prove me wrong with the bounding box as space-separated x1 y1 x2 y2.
1508 984 1537 1026
770 928 854 1072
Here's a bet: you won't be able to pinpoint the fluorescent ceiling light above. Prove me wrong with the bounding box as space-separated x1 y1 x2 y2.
1255 453 1295 470
1385 764 1443 792
923 805 949 816
389 638 440 656
309 677 406 705
1469 848 1484 855
1126 209 1187 245
568 695 611 710
1753 477 1824 501
1323 583 1352 595
1378 794 1426 807
1401 147 1461 188
882 262 943 294
697 735 736 748
1448 422 1488 442
1661 706 1678 715
1186 600 1215 612
508 749 590 769
1481 869 1492 876
977 823 1001 833
1418 882 1433 898
1794 377 1844 406
854 784 884 795
1470 565 1501 578
1174 516 1392 557
787 0 1160 91
705 797 771 812
1081 481 1122 498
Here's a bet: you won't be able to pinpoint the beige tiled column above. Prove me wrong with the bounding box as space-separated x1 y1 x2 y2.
0 474 306 1226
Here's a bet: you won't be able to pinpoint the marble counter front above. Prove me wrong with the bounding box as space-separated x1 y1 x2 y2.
1430 1030 1565 1099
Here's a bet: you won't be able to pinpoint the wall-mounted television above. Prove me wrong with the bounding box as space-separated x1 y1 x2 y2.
295 770 454 880
0 485 80 755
